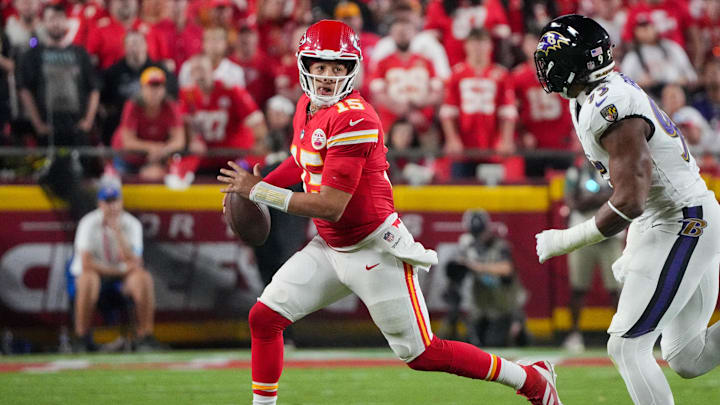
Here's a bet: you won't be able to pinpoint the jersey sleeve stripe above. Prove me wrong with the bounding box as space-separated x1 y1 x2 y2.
327 129 379 142
327 135 378 148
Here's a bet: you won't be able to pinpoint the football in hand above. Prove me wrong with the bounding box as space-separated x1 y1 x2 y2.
223 192 271 246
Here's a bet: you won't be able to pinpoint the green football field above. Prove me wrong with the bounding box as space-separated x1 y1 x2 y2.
1 348 719 404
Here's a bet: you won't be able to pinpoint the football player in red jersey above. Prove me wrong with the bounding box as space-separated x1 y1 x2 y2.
181 54 268 172
217 20 562 405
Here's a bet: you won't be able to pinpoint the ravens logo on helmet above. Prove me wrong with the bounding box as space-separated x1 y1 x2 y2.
534 14 615 98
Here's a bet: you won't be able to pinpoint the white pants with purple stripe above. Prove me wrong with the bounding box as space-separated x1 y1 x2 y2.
608 196 720 358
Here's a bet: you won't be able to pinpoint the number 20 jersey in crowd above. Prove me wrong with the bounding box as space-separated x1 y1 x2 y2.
570 71 709 221
289 91 394 248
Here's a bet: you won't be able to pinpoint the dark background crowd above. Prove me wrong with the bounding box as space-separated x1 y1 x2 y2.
1 0 719 187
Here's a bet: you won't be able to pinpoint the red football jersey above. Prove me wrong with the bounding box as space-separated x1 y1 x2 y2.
370 52 438 132
424 0 510 67
441 62 517 149
622 0 696 47
67 0 107 47
147 19 204 70
180 81 260 150
511 62 573 149
86 17 157 69
270 91 394 247
111 99 183 166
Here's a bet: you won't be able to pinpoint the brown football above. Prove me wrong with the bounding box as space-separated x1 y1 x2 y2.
223 192 271 246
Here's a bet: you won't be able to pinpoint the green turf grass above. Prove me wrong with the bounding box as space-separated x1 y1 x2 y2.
1 349 720 404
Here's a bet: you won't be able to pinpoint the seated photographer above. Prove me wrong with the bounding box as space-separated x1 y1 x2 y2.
445 209 530 347
70 183 161 352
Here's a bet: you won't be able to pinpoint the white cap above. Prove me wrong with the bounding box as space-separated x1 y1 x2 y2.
267 95 295 115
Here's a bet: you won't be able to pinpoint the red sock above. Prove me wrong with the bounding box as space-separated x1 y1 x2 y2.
408 337 502 380
249 302 293 397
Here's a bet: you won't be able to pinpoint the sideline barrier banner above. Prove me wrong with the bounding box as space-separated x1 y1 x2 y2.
1 181 718 345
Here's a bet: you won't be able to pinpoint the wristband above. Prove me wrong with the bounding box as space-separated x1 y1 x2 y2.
561 217 607 253
249 181 292 212
607 201 634 222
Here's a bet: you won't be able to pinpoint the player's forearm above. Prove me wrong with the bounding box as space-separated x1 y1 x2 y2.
263 157 303 188
249 181 350 222
593 203 633 237
595 123 652 236
537 186 645 263
594 183 647 237
287 192 345 222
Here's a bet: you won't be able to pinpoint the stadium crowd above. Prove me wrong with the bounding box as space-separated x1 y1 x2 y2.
1 0 719 185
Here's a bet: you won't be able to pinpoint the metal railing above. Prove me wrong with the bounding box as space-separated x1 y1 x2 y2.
0 146 581 160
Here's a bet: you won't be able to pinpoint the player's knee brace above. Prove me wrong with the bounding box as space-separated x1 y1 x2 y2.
248 301 292 340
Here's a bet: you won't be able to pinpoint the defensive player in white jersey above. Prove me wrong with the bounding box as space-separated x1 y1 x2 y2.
534 14 720 404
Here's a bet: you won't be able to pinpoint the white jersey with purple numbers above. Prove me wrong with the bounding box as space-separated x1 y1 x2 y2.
570 71 709 222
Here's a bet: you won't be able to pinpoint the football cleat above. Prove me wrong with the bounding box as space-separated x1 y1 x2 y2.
517 360 563 405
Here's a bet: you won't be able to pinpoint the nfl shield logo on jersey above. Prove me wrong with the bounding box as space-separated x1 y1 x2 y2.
601 104 619 122
383 231 394 243
312 129 327 150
